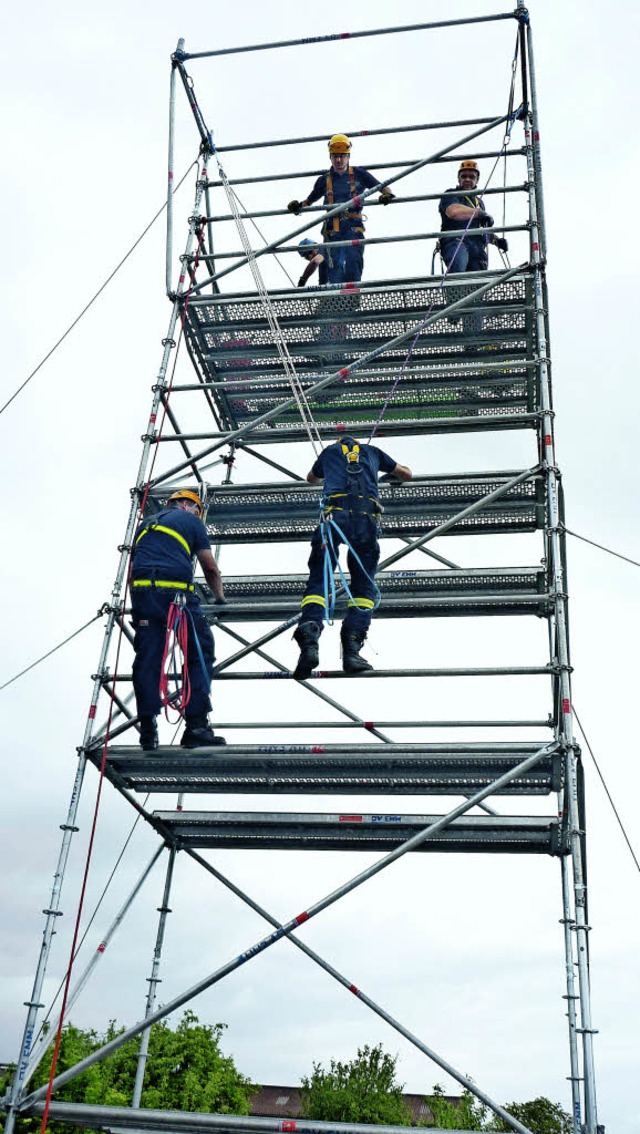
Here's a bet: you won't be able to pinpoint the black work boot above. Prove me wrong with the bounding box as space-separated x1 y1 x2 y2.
293 621 322 679
139 716 159 752
341 629 374 675
181 719 226 748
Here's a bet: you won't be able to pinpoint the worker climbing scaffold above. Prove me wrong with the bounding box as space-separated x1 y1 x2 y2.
294 437 412 679
130 489 227 749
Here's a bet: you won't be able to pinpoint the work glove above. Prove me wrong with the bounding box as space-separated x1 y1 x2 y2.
287 200 302 215
379 473 403 485
493 236 509 252
214 596 227 605
379 191 395 205
297 277 307 287
477 212 494 228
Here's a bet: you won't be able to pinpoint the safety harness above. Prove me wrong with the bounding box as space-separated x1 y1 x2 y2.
132 519 195 591
317 441 382 624
324 167 364 236
132 516 209 717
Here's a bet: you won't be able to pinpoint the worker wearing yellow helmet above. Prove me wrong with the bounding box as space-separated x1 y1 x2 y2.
287 134 395 286
438 159 509 273
130 489 226 751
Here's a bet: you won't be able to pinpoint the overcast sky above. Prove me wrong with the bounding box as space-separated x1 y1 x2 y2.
1 3 639 1134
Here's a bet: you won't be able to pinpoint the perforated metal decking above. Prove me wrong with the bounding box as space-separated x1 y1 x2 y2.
5 10 601 1134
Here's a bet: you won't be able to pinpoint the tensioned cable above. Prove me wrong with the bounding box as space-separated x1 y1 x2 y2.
0 163 197 420
214 153 322 456
564 526 640 569
369 33 520 441
0 607 108 693
573 708 640 874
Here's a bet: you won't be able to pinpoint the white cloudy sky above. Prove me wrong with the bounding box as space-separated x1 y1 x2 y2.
1 3 639 1134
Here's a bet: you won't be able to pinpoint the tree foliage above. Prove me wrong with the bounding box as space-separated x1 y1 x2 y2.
425 1083 488 1129
1 1011 255 1134
487 1096 572 1134
301 1044 412 1126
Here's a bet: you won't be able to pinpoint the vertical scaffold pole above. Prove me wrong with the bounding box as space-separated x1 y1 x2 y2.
523 25 599 1129
166 40 181 296
4 175 208 1134
23 845 165 1088
561 855 583 1134
132 845 178 1106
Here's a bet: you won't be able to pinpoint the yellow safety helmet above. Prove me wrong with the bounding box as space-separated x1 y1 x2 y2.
328 133 352 154
458 160 480 177
168 489 203 517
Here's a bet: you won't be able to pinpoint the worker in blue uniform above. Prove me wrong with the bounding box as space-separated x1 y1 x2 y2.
438 159 509 272
130 489 226 751
288 134 395 285
293 438 412 679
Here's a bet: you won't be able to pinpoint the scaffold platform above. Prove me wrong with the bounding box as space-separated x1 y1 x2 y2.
183 272 536 435
153 809 568 855
99 743 561 796
146 472 546 542
197 566 550 620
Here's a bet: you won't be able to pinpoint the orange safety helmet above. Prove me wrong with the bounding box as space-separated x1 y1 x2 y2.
328 133 352 154
458 160 480 178
168 489 203 517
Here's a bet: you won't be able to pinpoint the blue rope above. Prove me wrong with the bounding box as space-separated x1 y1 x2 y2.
320 511 382 625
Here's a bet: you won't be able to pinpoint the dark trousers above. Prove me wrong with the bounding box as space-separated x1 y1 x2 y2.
319 228 365 285
300 512 380 634
440 235 488 273
131 589 214 721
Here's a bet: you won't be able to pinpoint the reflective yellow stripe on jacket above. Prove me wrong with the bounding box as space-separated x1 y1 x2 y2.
135 522 192 557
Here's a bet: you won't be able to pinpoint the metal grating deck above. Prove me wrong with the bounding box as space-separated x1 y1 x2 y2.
198 567 551 621
100 743 560 796
146 471 546 543
183 273 536 434
153 809 567 855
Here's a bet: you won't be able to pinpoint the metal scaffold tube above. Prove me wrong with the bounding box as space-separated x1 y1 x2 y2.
180 13 517 60
131 849 178 1106
4 10 603 1132
19 744 552 1134
522 20 599 1125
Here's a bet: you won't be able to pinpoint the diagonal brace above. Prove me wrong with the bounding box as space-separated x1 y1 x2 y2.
18 742 553 1112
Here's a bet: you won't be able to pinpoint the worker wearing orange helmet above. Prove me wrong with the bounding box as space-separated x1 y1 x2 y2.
438 160 508 272
130 489 226 750
287 134 395 285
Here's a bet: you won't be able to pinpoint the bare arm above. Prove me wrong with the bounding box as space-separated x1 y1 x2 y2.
196 548 224 601
445 202 484 222
391 463 412 481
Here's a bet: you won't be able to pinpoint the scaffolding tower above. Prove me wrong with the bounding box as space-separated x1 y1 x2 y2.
2 8 602 1134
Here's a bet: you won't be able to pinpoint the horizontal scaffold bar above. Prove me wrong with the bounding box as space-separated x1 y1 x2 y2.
214 117 501 152
208 719 552 730
206 148 526 188
181 13 517 61
153 810 568 856
97 743 562 797
207 185 526 223
25 1098 503 1134
203 225 527 260
145 473 547 545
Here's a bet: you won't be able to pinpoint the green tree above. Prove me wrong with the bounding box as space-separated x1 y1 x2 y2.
301 1043 412 1125
1 1011 255 1133
487 1096 571 1134
425 1083 488 1129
